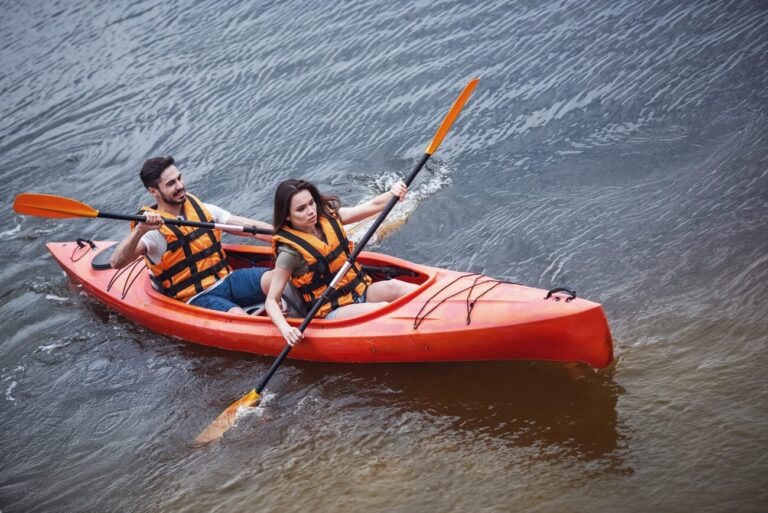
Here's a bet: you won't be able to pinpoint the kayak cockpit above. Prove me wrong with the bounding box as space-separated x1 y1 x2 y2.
86 241 434 321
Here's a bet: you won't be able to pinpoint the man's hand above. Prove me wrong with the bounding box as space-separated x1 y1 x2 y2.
137 212 164 234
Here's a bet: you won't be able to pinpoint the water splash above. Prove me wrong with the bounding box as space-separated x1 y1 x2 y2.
346 162 452 245
234 390 275 420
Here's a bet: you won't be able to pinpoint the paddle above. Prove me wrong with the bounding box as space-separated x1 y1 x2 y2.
194 77 480 445
12 193 273 235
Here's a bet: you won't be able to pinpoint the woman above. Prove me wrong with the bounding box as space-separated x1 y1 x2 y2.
266 179 419 346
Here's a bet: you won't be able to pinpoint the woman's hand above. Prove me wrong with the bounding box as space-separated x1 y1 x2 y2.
266 266 304 345
338 179 408 224
390 180 407 202
280 326 304 346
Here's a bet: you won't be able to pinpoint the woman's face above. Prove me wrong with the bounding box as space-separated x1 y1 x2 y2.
287 189 318 230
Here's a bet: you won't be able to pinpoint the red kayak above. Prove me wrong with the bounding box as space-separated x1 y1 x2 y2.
46 240 613 368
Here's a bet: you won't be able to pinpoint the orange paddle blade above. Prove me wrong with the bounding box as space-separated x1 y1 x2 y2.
13 193 99 219
193 389 260 445
425 77 480 155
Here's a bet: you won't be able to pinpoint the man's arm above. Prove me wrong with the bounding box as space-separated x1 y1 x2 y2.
109 213 163 268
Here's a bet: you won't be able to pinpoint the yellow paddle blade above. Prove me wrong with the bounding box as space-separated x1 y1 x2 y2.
13 193 99 219
193 389 260 445
425 77 480 155
347 212 408 242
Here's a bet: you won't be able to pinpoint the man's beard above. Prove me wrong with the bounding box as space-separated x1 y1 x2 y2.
160 189 186 205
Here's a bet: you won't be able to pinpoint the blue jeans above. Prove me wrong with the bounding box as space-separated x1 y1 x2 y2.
188 268 268 312
324 289 367 320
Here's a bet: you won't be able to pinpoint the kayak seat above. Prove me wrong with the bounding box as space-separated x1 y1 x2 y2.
91 242 118 270
239 283 305 318
277 283 306 318
245 304 266 316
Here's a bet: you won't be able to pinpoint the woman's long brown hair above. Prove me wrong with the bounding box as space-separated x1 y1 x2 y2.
273 179 341 232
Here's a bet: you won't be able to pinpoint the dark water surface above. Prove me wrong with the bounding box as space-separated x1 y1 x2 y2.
2 0 767 511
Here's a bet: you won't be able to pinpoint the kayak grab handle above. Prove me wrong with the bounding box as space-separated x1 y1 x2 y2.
544 287 576 302
76 238 96 249
72 238 97 262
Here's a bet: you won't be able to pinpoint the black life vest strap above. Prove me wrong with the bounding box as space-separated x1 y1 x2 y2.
278 215 368 312
163 259 230 298
276 229 329 269
297 254 369 297
186 195 222 253
276 228 338 293
303 271 368 313
140 197 230 296
327 215 349 252
162 223 200 294
276 215 351 286
155 239 228 284
305 243 347 273
165 226 213 252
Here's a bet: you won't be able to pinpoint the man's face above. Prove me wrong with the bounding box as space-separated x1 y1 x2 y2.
151 165 186 205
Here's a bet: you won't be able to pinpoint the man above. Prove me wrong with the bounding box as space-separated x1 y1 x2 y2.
110 156 274 315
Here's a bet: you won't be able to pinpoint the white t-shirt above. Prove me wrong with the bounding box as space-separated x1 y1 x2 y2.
140 203 232 264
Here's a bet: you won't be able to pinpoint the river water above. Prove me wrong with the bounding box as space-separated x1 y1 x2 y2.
1 1 767 511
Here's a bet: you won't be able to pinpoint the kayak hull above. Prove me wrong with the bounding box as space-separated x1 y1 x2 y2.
46 241 613 368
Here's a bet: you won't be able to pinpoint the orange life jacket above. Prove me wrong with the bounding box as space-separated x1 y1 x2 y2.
134 193 231 301
272 213 370 318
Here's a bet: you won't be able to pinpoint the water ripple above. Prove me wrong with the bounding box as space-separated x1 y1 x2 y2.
2 1 768 512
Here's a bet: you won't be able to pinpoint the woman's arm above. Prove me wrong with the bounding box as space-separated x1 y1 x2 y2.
226 215 274 243
265 265 304 346
337 181 407 225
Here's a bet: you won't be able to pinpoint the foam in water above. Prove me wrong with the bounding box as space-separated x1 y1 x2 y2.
2 366 23 403
36 341 70 353
0 225 21 239
234 390 275 420
5 381 17 402
347 163 452 244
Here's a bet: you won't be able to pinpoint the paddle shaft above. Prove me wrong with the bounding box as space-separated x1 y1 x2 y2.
96 210 272 235
194 79 478 444
254 152 432 394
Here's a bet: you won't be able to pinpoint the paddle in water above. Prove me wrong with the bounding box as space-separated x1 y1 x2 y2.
194 77 480 445
12 193 272 235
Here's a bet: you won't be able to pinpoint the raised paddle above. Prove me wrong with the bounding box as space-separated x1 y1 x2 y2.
12 193 273 235
194 77 480 445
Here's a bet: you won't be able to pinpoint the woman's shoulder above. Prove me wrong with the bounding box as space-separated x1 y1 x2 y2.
275 244 304 271
276 243 301 257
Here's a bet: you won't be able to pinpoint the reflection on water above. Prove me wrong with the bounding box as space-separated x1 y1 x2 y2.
289 359 629 474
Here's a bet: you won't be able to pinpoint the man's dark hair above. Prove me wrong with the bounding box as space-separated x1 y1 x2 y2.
140 156 175 189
